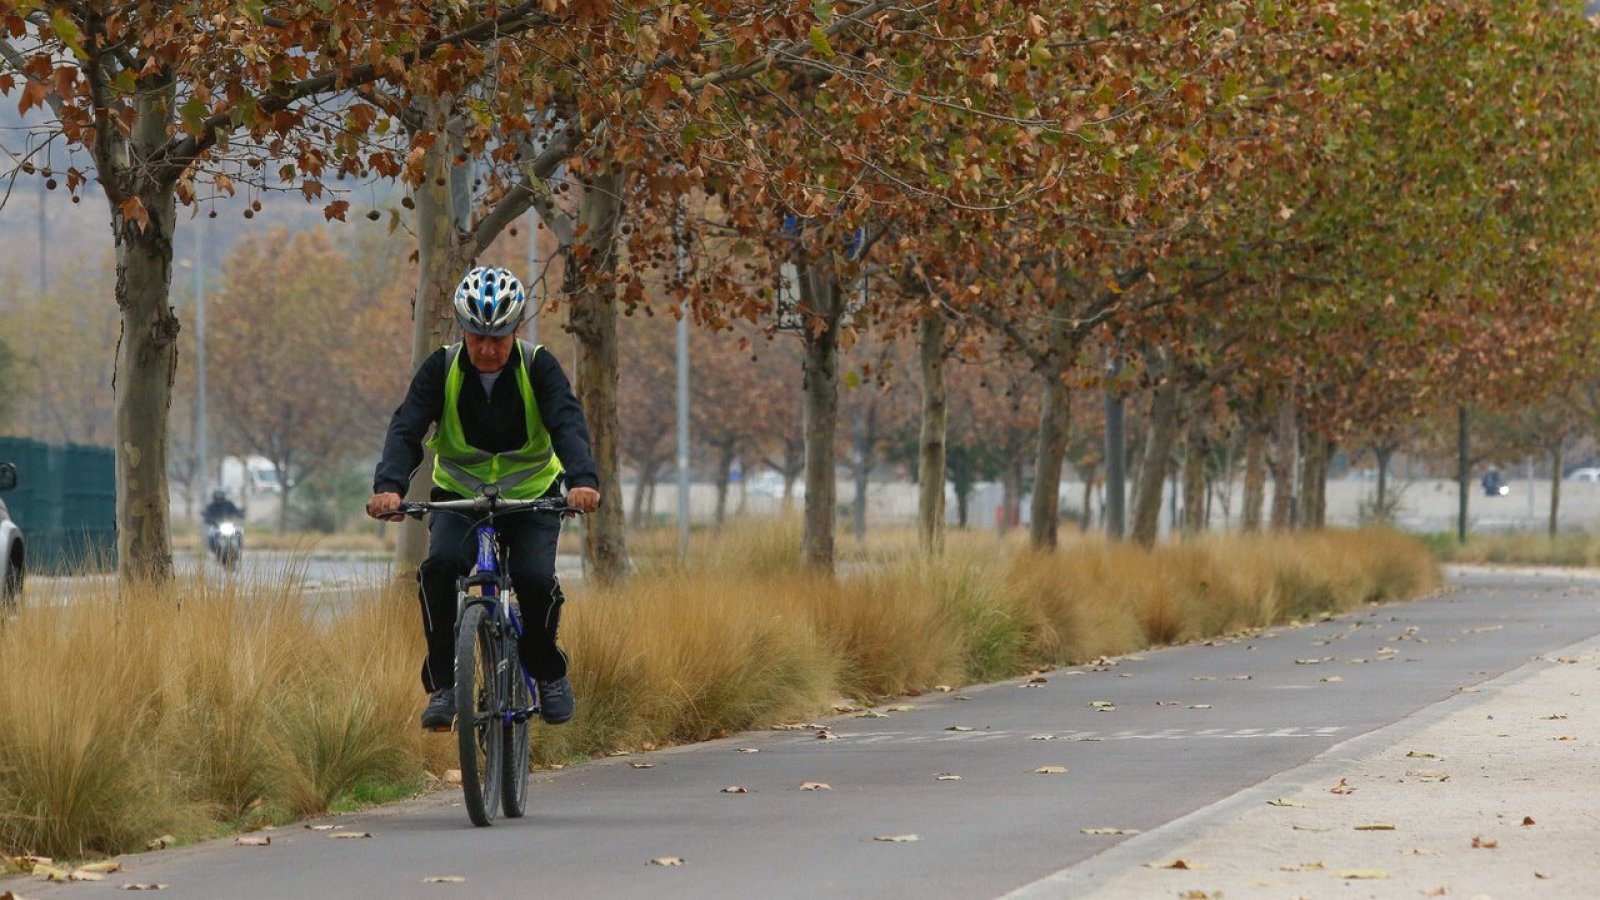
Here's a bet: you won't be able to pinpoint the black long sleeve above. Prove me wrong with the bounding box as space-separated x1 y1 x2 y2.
528 347 598 491
372 348 449 496
371 343 598 496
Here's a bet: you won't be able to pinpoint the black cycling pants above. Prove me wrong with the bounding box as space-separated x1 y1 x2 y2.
416 507 567 692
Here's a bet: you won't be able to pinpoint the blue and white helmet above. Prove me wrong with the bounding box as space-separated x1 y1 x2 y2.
453 266 527 337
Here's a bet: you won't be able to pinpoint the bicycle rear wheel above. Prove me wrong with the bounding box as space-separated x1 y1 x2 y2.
501 638 533 818
455 602 504 826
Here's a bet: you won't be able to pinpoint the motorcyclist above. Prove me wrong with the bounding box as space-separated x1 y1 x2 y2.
365 265 601 731
202 490 243 526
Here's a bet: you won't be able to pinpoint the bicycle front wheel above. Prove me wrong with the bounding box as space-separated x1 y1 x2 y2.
501 638 533 818
455 602 504 827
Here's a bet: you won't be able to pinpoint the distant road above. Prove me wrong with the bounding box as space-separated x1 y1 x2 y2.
11 567 1600 899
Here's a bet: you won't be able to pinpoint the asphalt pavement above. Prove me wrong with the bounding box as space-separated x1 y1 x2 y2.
8 566 1600 899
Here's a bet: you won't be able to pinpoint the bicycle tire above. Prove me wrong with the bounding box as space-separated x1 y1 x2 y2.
501 636 533 818
455 602 504 826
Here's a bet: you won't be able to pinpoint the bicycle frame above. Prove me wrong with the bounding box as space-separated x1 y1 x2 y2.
461 521 541 726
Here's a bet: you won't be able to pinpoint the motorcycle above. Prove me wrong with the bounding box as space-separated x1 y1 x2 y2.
207 519 244 571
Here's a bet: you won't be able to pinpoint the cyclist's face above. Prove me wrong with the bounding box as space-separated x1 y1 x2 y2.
465 332 516 373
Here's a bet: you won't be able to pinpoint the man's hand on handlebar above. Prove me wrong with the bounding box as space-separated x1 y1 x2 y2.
566 486 601 514
366 491 404 520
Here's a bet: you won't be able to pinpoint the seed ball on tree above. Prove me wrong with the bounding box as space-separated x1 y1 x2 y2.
366 209 381 221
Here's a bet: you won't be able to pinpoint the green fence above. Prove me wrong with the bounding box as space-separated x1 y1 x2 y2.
0 437 116 574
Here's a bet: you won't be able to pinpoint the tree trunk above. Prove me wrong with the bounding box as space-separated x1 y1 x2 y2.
1375 443 1394 515
1080 462 1097 530
1298 434 1329 529
1241 423 1267 532
1181 414 1207 535
800 261 844 573
1028 376 1070 550
106 78 184 583
1269 400 1297 530
1550 440 1563 537
630 460 657 529
112 185 181 582
1130 379 1180 547
851 400 877 545
714 437 736 528
917 313 948 556
394 116 468 577
1000 456 1023 534
1103 360 1126 539
567 166 630 585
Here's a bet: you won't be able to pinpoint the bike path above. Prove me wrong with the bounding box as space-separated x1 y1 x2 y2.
11 567 1600 899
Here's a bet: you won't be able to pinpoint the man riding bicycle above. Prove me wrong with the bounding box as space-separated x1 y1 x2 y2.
366 265 601 731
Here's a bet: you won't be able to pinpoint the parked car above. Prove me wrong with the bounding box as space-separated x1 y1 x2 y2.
1567 467 1600 483
0 462 23 607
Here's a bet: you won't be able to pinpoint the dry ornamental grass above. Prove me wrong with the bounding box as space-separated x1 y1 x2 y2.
0 525 1436 858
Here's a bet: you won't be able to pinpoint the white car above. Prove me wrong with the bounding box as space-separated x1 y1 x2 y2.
0 462 23 608
1567 467 1600 483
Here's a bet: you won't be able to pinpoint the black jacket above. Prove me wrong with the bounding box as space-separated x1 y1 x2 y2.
373 342 599 499
202 499 243 525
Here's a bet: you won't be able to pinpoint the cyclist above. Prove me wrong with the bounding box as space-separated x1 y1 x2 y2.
366 266 601 731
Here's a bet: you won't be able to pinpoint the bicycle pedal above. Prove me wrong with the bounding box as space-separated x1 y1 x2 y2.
426 723 454 734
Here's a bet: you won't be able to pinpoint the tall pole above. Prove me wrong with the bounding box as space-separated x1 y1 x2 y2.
37 177 47 294
1104 355 1126 539
526 210 540 344
674 207 691 561
195 217 208 500
1456 405 1469 545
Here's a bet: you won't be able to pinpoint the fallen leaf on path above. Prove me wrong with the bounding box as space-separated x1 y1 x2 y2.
235 836 271 847
422 876 466 883
1321 676 1344 683
721 786 748 794
68 870 106 882
800 782 831 791
832 703 859 713
946 726 975 732
119 884 169 891
737 748 760 753
1540 714 1567 720
1089 701 1115 710
815 730 839 740
1354 823 1395 831
1231 674 1252 681
1552 735 1577 741
1267 798 1305 808
1030 734 1055 740
1421 888 1447 897
1188 704 1212 710
649 857 685 866
1179 891 1215 899
935 774 961 781
1335 869 1390 880
1250 880 1288 888
1536 871 1551 879
1144 859 1209 871
955 695 973 700
33 864 70 881
1278 862 1323 872
1080 827 1139 835
1191 676 1215 681
1295 659 1324 666
856 710 889 718
145 835 176 850
1157 701 1181 706
329 832 373 839
1406 750 1441 759
1033 766 1068 775
75 862 121 875
443 770 462 785
9 855 50 870
872 834 920 842
886 705 916 712
1347 658 1369 664
1523 816 1536 826
1330 778 1357 794
631 762 655 769
933 685 953 692
1471 836 1498 849
306 824 340 831
1406 770 1449 781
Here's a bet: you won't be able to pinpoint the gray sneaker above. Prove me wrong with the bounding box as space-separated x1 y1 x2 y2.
421 688 456 730
537 676 575 725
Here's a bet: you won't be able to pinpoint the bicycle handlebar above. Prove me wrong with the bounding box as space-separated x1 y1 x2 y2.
389 495 582 520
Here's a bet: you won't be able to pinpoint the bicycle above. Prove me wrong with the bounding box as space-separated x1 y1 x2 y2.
392 489 580 826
